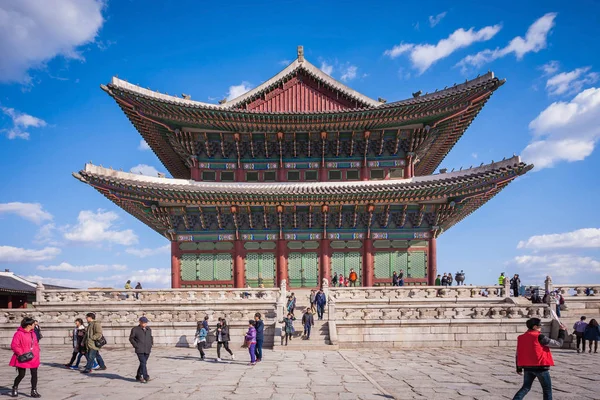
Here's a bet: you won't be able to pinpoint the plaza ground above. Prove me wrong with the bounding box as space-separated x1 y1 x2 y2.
0 347 598 399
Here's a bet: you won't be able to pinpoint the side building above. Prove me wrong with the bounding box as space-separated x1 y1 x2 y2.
74 47 532 289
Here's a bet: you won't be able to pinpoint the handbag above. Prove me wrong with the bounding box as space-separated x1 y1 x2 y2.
94 335 107 348
17 332 35 363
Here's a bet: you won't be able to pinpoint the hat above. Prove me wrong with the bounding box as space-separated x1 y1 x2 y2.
139 317 149 323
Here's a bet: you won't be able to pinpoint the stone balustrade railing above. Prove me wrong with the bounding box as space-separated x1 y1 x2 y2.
36 287 280 305
553 285 600 297
328 285 508 302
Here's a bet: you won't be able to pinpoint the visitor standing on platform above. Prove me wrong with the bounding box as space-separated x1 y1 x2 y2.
498 272 506 286
392 271 398 286
195 321 208 360
338 275 345 287
446 272 453 286
441 273 448 286
302 309 315 339
435 275 441 285
254 313 264 362
81 313 107 374
65 318 86 369
398 269 405 286
216 319 234 362
245 320 257 365
573 316 588 353
512 318 566 400
349 269 358 287
332 273 338 287
129 317 153 383
315 289 327 320
584 319 600 353
134 282 142 299
9 317 41 398
511 274 521 297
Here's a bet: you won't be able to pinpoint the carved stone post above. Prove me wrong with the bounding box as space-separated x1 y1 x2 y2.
545 276 553 305
35 282 45 304
274 279 287 346
503 276 510 298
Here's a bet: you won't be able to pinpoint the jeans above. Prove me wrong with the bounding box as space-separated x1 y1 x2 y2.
398 279 404 287
304 324 312 339
136 353 150 380
317 304 325 320
575 332 585 351
85 349 105 371
556 304 561 317
197 341 206 358
248 343 256 363
255 338 263 361
68 350 86 367
217 341 233 358
512 369 552 400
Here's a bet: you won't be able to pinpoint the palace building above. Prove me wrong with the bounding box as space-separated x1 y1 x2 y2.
74 46 532 289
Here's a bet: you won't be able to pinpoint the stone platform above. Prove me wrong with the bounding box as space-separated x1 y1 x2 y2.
0 346 598 399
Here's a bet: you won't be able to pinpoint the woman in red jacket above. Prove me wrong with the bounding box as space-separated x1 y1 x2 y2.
9 317 41 398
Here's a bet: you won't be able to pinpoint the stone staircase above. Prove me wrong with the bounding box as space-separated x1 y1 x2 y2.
553 299 600 349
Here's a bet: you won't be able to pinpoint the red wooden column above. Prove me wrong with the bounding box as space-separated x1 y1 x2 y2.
233 240 245 288
363 238 374 287
190 165 201 181
276 239 289 286
171 241 181 288
320 239 332 287
404 154 413 179
428 236 437 285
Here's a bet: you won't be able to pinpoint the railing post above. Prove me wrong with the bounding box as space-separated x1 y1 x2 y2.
545 275 553 305
503 277 510 298
35 282 45 304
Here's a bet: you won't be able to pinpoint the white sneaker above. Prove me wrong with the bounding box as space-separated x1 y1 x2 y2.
231 354 235 360
216 358 221 362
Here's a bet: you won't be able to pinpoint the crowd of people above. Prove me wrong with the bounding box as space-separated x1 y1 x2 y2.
331 268 359 287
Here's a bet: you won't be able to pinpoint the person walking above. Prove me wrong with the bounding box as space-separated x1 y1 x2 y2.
9 317 41 398
195 321 208 360
282 313 295 346
511 274 521 297
554 291 563 318
254 313 264 362
81 313 107 374
584 319 600 354
398 269 405 287
573 316 588 353
332 272 338 287
512 318 566 400
202 315 209 331
315 289 327 320
216 319 234 362
129 317 153 383
302 309 315 340
33 321 42 342
65 318 87 369
245 320 257 366
392 271 398 286
349 269 358 287
287 293 296 316
134 282 142 299
309 290 317 313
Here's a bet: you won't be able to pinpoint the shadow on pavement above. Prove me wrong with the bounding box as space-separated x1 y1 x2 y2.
87 373 137 382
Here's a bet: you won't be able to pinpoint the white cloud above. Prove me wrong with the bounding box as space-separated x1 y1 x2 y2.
226 82 253 101
471 153 478 159
546 67 599 96
429 12 447 28
540 60 560 76
457 13 557 72
278 59 291 66
384 24 501 73
320 61 334 76
130 164 160 176
64 209 138 246
522 87 600 169
37 262 127 273
517 228 600 250
340 65 358 82
126 244 170 258
512 254 600 281
0 246 61 263
0 202 52 224
138 140 151 151
0 0 105 84
24 275 99 289
1 107 47 140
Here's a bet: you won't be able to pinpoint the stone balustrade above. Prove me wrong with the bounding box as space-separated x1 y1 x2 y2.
36 287 279 304
553 285 600 297
329 285 508 302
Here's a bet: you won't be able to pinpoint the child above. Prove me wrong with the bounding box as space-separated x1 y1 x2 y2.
584 319 600 353
196 321 208 360
245 320 257 365
573 316 588 353
338 275 345 287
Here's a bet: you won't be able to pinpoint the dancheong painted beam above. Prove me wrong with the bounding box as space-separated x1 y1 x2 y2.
76 46 531 289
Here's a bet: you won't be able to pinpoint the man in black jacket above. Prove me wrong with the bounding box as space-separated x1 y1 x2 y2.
129 317 153 383
254 313 264 362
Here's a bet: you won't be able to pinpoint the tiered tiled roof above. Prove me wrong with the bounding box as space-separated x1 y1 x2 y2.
102 51 503 178
74 156 532 235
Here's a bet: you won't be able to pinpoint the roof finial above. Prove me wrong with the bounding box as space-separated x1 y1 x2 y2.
297 45 304 62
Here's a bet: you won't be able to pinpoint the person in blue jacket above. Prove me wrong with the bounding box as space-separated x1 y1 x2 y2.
254 312 264 362
315 289 327 320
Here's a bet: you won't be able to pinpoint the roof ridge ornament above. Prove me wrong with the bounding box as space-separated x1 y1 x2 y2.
297 45 304 62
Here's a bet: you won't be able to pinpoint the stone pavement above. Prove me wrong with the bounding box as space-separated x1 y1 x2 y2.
0 346 598 399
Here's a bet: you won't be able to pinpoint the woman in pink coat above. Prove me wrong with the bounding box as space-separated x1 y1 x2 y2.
9 317 41 398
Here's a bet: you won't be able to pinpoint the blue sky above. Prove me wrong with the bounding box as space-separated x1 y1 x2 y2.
0 0 599 288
